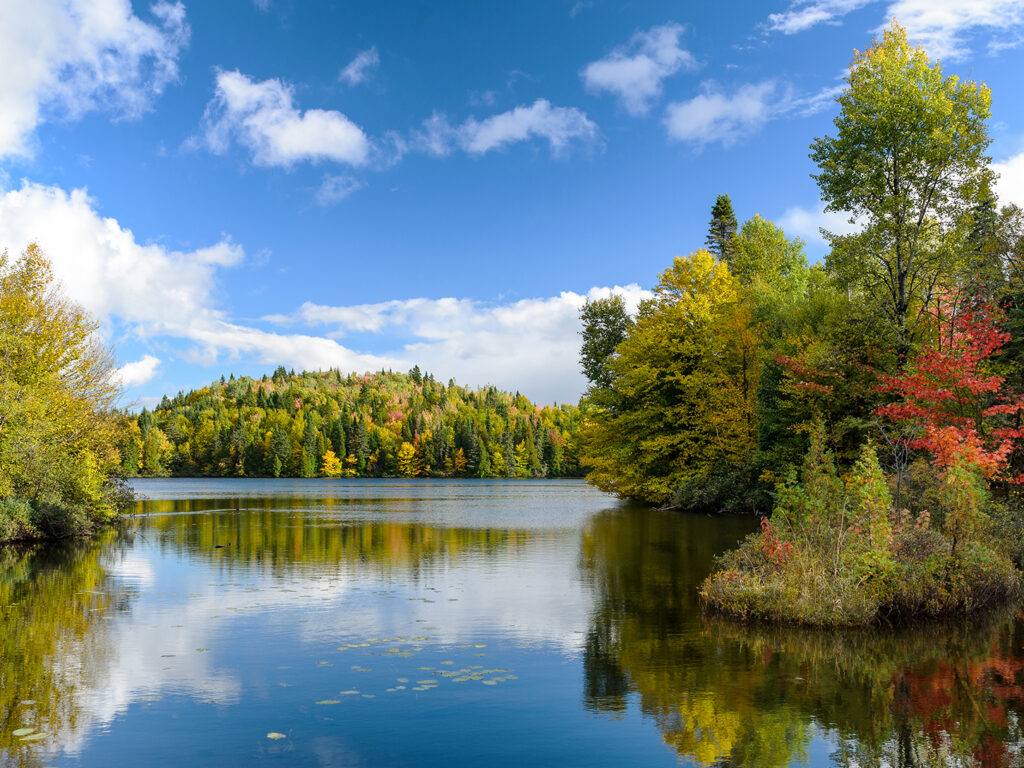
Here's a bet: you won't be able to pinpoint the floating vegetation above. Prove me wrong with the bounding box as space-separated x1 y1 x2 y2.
339 690 360 695
266 732 287 740
315 700 341 705
351 666 371 672
12 728 34 737
19 700 35 706
481 680 497 686
19 733 47 742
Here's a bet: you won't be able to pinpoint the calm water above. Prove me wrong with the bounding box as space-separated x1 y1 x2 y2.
2 480 1024 767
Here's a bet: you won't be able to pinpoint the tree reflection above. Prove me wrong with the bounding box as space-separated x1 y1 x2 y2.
139 497 529 576
581 507 1024 767
0 534 130 767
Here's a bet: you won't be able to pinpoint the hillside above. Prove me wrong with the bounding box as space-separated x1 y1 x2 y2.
119 367 583 479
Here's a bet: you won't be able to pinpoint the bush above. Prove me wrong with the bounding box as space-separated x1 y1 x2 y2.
701 427 1021 626
0 497 36 541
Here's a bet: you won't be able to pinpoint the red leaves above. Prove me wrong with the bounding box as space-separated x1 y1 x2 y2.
875 296 1024 480
760 517 794 566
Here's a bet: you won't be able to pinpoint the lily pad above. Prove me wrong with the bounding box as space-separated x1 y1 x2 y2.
315 700 341 705
19 733 46 742
266 732 287 740
11 728 34 737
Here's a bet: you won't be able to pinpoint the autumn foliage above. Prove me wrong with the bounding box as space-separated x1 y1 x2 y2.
875 297 1024 480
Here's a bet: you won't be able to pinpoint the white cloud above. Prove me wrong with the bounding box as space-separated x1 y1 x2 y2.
415 100 599 157
766 0 871 34
994 150 1024 208
339 47 380 86
779 203 864 246
199 70 370 167
885 0 1024 60
766 0 1024 61
665 81 781 146
581 22 699 115
266 285 650 403
315 174 363 205
0 0 189 159
116 354 161 387
0 181 399 378
0 181 646 403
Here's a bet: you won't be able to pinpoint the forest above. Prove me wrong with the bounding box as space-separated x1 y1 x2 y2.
578 23 1024 623
120 367 583 479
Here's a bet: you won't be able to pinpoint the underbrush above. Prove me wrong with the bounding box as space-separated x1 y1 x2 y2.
700 424 1022 626
0 477 134 543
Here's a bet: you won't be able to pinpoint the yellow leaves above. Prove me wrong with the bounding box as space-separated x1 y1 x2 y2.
396 442 420 477
0 244 124 517
320 449 343 478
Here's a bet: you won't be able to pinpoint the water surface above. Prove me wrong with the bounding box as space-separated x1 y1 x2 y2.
2 479 1023 766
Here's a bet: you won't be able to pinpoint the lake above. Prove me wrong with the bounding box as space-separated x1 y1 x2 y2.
2 479 1023 767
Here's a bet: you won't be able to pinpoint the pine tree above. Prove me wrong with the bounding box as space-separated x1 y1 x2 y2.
705 194 738 263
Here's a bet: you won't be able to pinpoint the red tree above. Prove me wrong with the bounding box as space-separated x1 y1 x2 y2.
875 297 1024 479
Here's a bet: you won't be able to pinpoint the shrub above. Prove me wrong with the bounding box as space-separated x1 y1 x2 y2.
701 428 1021 626
0 497 36 541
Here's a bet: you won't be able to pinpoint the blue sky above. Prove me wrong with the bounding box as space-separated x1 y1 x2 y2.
2 0 1024 407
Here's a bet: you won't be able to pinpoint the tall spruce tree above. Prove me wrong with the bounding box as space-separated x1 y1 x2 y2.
706 194 738 263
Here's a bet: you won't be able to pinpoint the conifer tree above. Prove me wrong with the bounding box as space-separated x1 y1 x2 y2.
705 194 738 263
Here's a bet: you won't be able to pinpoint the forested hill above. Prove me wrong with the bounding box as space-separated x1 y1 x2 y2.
118 367 583 479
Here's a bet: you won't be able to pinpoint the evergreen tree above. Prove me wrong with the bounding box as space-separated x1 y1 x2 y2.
705 194 738 263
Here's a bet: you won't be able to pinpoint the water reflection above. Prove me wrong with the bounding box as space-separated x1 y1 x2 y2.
582 506 1024 767
8 482 1024 767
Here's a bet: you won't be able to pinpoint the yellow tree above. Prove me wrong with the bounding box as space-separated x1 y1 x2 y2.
0 244 126 531
397 442 421 477
581 250 758 504
321 449 343 477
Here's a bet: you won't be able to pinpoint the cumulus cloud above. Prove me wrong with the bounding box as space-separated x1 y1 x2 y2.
0 181 399 376
198 70 370 167
766 0 1024 61
581 22 699 115
665 81 781 146
339 47 380 86
0 0 189 159
413 99 599 157
994 150 1024 208
266 285 650 403
0 181 641 403
116 355 161 387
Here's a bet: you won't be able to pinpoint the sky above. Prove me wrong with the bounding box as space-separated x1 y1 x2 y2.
2 0 1024 408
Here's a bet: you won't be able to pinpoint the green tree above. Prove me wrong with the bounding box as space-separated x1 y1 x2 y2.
812 22 994 367
579 295 633 392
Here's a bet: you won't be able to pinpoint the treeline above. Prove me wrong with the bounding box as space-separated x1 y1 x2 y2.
121 366 583 479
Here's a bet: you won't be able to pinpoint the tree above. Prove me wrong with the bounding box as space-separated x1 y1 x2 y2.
705 194 738 263
579 295 633 392
731 214 809 295
813 22 994 368
0 244 128 532
875 296 1024 480
581 250 758 503
321 449 343 477
396 442 421 477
